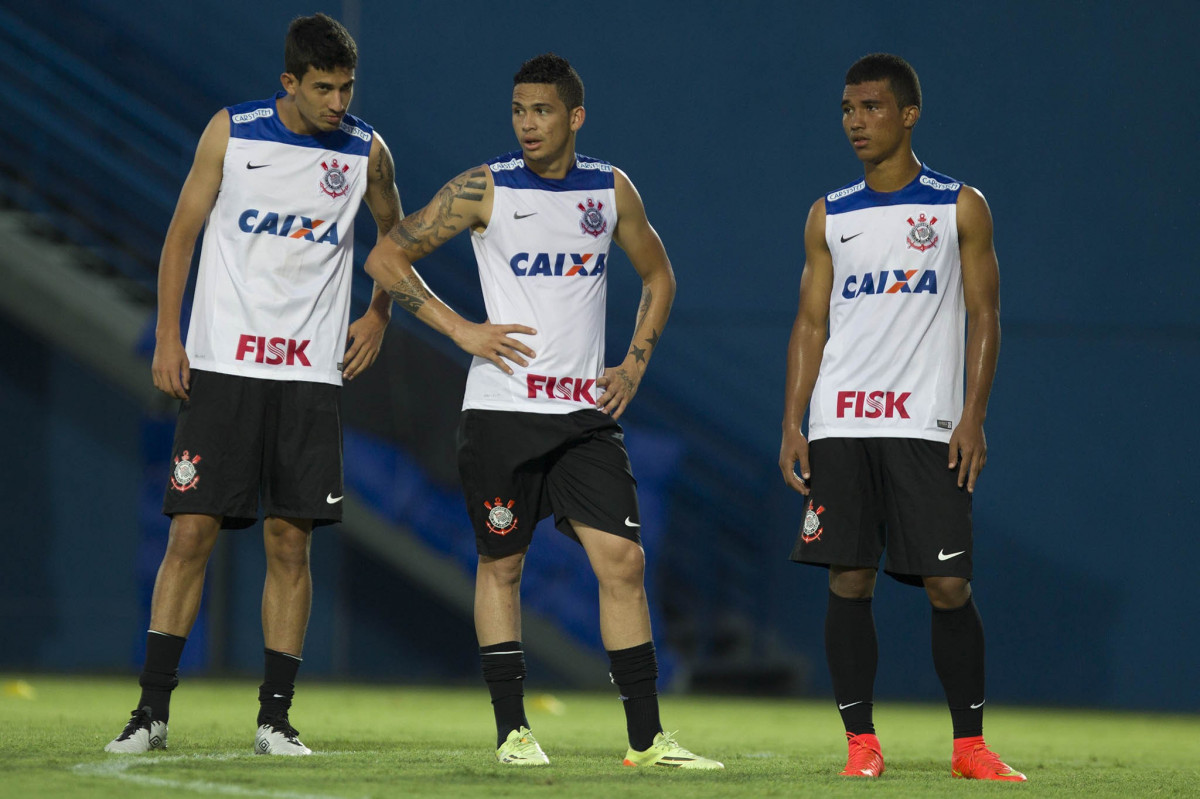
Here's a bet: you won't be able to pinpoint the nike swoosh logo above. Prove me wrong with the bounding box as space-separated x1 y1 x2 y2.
246 162 270 170
938 549 965 561
513 211 538 219
837 701 863 710
970 700 985 709
840 232 863 243
624 517 640 527
326 494 343 504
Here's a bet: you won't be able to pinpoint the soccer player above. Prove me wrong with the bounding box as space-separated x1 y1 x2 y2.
105 14 402 755
778 53 1025 782
362 53 722 770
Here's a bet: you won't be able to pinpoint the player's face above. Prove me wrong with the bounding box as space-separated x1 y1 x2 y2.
512 83 583 166
841 80 918 164
283 66 356 134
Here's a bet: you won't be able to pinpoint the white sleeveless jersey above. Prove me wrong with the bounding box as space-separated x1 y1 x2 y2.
809 166 965 442
464 151 617 413
185 92 373 385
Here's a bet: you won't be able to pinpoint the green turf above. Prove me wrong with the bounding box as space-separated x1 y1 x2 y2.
1 675 1197 798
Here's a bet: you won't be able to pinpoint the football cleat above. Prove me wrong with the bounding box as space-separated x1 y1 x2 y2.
104 706 168 753
952 738 1026 781
495 726 549 765
623 731 724 769
839 732 884 777
255 716 312 755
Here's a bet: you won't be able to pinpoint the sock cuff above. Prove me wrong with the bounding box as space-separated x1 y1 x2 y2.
148 630 187 642
265 648 302 662
828 590 873 606
480 640 523 656
608 641 658 691
932 595 977 614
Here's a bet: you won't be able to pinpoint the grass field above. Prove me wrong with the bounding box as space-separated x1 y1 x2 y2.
1 675 1197 798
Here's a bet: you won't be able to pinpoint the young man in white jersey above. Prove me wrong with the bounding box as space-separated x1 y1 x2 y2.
106 14 402 756
363 53 721 770
779 54 1025 782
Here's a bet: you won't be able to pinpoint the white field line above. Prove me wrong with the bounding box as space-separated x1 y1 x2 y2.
73 752 365 799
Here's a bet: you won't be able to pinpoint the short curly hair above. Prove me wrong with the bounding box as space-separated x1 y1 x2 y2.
513 53 584 110
285 13 358 80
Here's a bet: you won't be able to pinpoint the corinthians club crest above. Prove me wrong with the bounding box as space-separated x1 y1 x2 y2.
577 198 607 238
905 213 939 252
801 500 825 543
170 450 201 492
319 157 351 198
485 497 518 536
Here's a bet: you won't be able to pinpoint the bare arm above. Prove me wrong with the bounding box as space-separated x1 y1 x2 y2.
949 185 1001 492
152 110 229 399
341 133 403 381
597 168 676 420
779 198 833 495
362 166 537 374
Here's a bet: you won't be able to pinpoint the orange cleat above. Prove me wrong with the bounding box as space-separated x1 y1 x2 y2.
839 732 884 777
951 737 1026 781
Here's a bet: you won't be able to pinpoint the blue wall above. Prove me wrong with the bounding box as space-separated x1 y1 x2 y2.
3 0 1197 710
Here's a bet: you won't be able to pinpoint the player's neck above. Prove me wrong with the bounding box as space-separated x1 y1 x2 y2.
523 144 577 180
862 150 922 193
275 95 319 137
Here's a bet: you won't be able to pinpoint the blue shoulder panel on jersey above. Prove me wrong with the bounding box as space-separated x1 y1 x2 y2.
488 150 615 191
227 92 373 156
825 165 961 215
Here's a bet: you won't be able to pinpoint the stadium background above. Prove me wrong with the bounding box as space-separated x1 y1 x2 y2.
0 0 1195 715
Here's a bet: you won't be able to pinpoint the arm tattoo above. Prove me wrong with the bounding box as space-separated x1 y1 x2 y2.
388 168 486 257
635 286 653 331
646 328 661 348
370 146 401 233
629 343 647 363
387 275 432 315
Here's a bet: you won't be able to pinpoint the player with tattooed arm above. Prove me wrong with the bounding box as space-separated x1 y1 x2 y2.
364 53 722 770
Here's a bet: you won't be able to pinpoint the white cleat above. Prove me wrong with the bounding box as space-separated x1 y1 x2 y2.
104 706 168 753
255 718 313 755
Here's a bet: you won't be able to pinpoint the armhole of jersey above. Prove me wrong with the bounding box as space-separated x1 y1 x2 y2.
474 179 501 241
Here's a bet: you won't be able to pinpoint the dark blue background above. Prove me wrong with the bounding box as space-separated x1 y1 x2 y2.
1 0 1196 711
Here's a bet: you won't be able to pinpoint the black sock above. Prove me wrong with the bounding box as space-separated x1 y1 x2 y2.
931 595 986 739
138 630 186 723
481 641 528 748
258 649 302 725
825 591 877 735
608 641 661 751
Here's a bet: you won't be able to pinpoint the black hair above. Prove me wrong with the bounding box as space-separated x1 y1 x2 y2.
284 13 357 80
845 53 922 110
513 53 584 110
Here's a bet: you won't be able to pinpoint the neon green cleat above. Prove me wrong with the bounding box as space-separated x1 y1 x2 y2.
495 726 549 765
623 731 724 770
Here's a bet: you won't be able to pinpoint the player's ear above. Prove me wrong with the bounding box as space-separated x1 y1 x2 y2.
280 72 298 96
902 105 920 130
569 106 585 133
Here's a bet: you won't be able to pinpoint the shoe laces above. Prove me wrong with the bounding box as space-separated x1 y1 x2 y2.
655 731 694 755
118 707 153 738
963 742 1006 771
262 716 301 741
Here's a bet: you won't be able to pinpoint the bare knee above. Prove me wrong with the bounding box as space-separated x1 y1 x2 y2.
264 517 312 572
829 566 877 599
924 576 971 609
478 550 526 589
164 515 221 565
593 540 646 594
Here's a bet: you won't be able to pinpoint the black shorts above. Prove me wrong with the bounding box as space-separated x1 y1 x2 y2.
162 370 343 530
457 409 640 557
789 437 973 586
